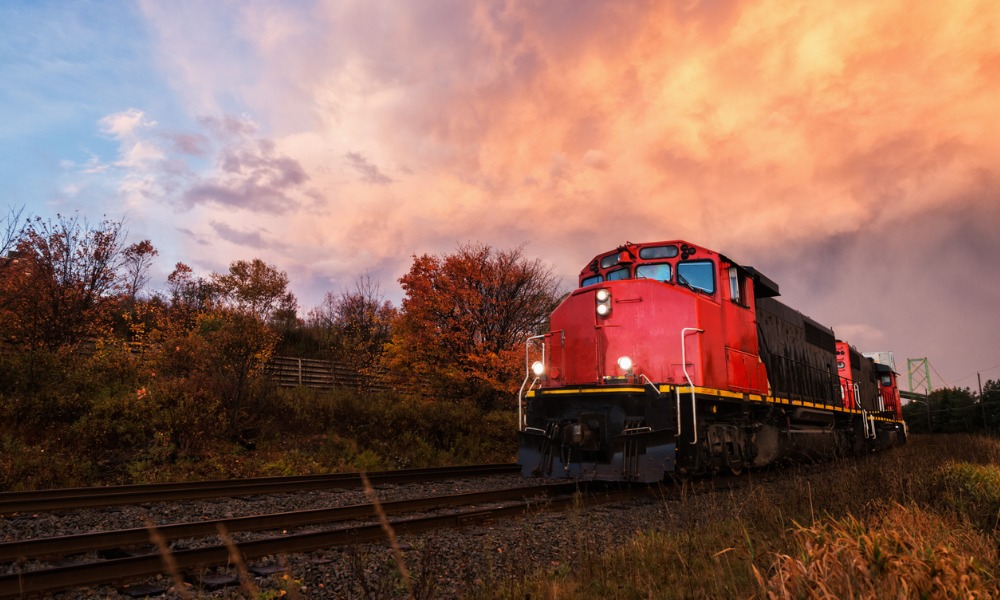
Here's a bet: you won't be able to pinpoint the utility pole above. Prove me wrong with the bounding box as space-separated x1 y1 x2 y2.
979 372 987 434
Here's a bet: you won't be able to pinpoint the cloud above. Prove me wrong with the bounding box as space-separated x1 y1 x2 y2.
97 109 163 176
99 108 156 139
344 152 393 185
87 109 315 214
166 132 210 156
833 324 886 346
209 220 288 251
176 226 211 246
117 0 1000 385
176 115 312 212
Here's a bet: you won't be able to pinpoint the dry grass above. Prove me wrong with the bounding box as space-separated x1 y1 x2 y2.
480 435 1000 600
927 461 1000 532
757 504 999 599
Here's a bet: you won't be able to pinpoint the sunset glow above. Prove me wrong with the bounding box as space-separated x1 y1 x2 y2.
3 0 999 387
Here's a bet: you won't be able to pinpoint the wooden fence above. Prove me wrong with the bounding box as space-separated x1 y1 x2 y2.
265 355 395 392
0 340 404 393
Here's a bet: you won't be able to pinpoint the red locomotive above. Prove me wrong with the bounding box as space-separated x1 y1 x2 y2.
518 240 906 482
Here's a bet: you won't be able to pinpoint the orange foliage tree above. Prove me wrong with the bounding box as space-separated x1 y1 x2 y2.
1 214 126 350
388 244 561 408
155 258 296 441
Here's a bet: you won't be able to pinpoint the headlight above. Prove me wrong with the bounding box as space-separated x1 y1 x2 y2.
595 288 611 317
531 361 545 376
617 356 633 371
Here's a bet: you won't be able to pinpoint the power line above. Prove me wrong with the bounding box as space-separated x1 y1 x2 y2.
950 361 1000 387
928 360 950 388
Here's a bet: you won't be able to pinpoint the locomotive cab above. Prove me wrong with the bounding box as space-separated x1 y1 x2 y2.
873 363 903 420
536 241 772 393
836 340 881 413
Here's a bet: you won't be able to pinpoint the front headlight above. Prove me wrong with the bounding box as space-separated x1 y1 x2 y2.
595 288 611 317
617 356 633 371
531 361 545 377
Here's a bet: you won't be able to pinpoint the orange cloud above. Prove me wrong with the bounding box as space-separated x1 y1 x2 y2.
134 0 1000 342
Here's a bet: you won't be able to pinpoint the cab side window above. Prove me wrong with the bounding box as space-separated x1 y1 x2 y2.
728 267 749 306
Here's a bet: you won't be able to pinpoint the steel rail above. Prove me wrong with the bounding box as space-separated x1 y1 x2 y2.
0 463 517 501
0 484 651 598
0 483 580 563
0 464 518 514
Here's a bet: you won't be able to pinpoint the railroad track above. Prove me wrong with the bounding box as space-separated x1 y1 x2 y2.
0 463 519 514
0 480 653 598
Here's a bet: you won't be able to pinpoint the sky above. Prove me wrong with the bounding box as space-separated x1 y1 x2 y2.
2 0 999 391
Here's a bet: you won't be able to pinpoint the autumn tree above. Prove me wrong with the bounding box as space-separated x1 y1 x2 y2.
388 244 561 407
121 239 159 309
195 310 278 441
308 273 397 378
0 206 24 253
164 262 219 330
0 205 26 282
212 258 298 323
4 214 126 349
201 258 296 439
0 206 27 321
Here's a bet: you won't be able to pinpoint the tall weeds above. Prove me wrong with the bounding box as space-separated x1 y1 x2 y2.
483 435 1000 599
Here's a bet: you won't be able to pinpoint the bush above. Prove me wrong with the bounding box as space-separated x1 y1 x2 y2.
262 387 517 467
759 504 1000 598
0 433 96 490
929 461 1000 532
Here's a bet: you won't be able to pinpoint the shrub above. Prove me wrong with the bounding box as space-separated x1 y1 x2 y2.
0 433 96 490
758 504 1000 599
928 461 1000 532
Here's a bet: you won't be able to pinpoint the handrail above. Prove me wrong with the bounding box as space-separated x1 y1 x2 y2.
638 373 659 395
518 335 547 431
640 373 680 437
681 327 704 445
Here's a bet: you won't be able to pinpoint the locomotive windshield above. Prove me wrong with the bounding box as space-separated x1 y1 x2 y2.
607 268 630 281
676 261 715 293
636 263 671 282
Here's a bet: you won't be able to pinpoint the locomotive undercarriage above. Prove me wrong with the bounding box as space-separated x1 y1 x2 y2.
520 388 906 483
677 397 905 477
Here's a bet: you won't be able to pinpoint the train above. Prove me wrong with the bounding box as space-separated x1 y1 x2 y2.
517 239 906 482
